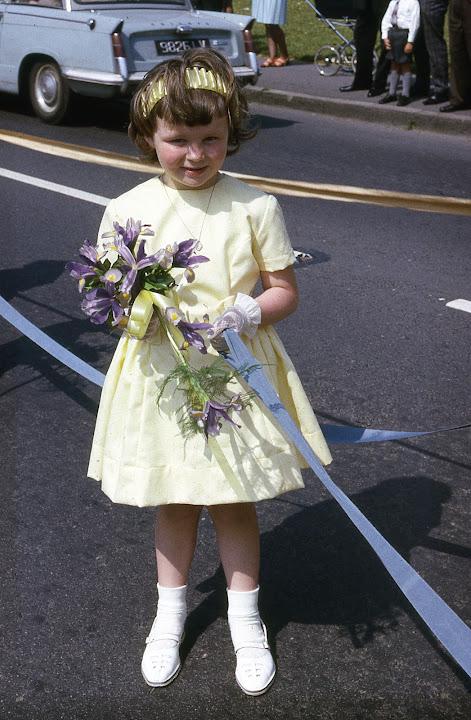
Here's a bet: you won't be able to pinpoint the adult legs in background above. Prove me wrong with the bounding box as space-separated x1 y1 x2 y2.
412 23 431 96
420 0 450 101
369 46 390 94
441 0 471 110
263 24 289 66
342 6 378 89
340 0 390 92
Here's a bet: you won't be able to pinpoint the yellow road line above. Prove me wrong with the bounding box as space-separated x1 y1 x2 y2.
1 128 470 216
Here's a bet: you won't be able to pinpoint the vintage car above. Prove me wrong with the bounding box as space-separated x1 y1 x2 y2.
0 0 258 123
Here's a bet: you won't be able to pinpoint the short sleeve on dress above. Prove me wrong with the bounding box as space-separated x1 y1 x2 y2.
252 195 296 272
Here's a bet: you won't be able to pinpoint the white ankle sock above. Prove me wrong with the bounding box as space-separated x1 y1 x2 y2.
227 586 267 659
150 583 187 646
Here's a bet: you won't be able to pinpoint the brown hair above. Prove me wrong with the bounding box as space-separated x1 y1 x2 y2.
128 48 256 163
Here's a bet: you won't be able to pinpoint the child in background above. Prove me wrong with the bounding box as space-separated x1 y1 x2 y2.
88 49 331 696
379 0 421 105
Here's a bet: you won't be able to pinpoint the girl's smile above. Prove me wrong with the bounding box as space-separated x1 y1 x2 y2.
149 115 229 190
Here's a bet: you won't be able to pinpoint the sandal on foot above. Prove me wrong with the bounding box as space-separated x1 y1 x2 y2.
273 57 289 67
260 57 276 67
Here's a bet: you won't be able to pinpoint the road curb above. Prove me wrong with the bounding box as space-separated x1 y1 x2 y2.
245 86 471 136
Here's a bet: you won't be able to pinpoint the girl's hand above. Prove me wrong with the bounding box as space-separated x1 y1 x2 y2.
210 294 261 352
404 42 414 54
384 38 392 50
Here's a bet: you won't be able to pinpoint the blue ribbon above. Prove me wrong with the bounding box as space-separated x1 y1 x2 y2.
221 329 471 680
0 294 469 443
321 423 471 444
0 296 106 388
1 295 471 677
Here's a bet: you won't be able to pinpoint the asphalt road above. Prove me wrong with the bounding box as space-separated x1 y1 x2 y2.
1 97 471 720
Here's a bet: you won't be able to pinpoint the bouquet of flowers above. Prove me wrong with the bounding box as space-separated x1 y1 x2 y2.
66 218 253 439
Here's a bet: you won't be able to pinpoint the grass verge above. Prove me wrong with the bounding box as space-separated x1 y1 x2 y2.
233 0 354 62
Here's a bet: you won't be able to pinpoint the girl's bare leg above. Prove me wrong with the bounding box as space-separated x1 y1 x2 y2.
155 504 202 586
208 502 260 590
209 503 276 695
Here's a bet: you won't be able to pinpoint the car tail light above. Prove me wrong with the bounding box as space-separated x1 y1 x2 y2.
243 21 256 54
112 32 126 60
111 28 129 88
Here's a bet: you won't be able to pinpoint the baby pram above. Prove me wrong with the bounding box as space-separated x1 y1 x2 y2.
305 0 378 76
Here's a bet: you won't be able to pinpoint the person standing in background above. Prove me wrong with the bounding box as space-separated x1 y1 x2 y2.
251 0 290 66
378 0 421 105
440 0 471 111
420 0 449 104
339 0 391 94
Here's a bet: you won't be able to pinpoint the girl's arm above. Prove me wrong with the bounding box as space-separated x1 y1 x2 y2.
256 266 299 326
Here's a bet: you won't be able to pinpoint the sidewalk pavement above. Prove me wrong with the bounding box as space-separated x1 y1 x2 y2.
244 61 471 136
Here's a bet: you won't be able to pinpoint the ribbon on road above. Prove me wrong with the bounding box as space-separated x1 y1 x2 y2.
321 422 471 444
221 329 471 680
1 295 471 677
0 296 106 387
1 295 469 446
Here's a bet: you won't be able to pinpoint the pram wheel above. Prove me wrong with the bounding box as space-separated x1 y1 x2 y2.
340 45 356 70
314 45 341 76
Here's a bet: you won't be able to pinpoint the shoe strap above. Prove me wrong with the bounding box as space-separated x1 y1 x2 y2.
229 619 270 653
146 631 181 644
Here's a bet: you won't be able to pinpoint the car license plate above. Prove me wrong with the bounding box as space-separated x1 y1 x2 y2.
156 39 210 55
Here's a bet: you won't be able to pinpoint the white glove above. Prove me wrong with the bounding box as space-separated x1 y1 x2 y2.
210 293 261 351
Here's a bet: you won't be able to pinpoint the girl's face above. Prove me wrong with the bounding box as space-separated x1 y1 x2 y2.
149 114 229 190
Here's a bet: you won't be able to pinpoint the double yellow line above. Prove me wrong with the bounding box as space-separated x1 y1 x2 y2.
1 128 470 217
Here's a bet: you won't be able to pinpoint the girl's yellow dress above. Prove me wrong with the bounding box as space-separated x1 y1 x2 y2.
88 173 332 506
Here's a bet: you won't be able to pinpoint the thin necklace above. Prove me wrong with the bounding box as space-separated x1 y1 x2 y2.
160 175 218 243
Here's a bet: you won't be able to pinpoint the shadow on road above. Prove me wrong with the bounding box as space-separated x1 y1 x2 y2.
0 260 67 300
184 476 455 661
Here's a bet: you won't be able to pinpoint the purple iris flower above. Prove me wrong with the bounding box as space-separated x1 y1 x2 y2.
172 239 209 269
191 396 243 438
178 318 211 354
101 219 154 250
65 240 100 291
117 240 165 296
81 282 124 326
165 307 211 354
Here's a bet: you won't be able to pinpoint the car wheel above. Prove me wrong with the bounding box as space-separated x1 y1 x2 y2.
29 61 70 124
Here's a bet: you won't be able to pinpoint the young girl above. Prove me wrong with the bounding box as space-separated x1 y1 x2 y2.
379 0 421 106
87 48 331 696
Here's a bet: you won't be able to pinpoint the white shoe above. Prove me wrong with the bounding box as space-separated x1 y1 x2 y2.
141 618 184 687
230 620 276 696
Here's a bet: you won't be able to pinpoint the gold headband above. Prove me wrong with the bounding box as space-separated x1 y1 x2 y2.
142 67 229 118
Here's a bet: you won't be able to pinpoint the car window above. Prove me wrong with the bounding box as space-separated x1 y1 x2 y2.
7 0 63 6
73 0 186 5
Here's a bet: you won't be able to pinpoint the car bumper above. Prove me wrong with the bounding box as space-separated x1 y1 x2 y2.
62 63 258 98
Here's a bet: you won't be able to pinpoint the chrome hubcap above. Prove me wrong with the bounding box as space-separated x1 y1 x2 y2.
35 67 59 110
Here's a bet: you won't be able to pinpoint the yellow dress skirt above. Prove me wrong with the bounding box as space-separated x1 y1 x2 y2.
87 173 332 506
